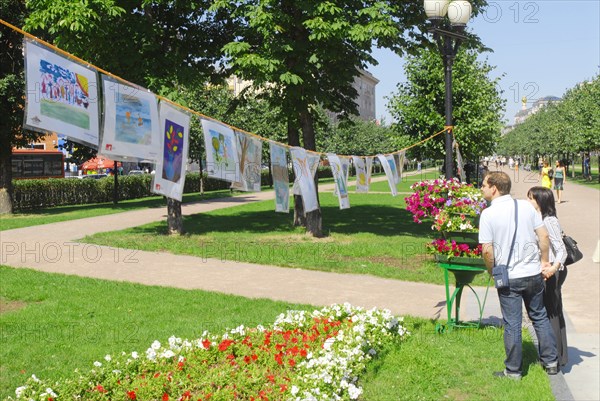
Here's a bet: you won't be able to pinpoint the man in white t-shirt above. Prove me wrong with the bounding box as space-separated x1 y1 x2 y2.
479 171 558 379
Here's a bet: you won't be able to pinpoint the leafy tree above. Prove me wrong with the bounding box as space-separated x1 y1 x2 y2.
388 47 505 163
0 0 46 214
321 117 397 156
210 0 490 236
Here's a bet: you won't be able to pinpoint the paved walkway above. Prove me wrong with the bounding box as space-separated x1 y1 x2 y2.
1 168 598 400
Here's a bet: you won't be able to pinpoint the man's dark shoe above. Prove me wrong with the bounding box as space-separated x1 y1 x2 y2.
493 370 521 380
544 365 559 375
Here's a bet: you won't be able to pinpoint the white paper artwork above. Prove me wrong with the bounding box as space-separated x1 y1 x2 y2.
24 40 100 148
232 131 263 192
100 75 160 161
290 147 319 213
397 150 406 181
327 154 350 209
200 118 240 182
352 156 372 193
293 152 320 195
334 156 351 196
270 142 290 213
377 154 398 196
386 154 399 185
151 101 190 201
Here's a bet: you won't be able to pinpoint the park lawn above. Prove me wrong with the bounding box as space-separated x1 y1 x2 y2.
0 190 235 232
0 266 554 401
83 191 488 286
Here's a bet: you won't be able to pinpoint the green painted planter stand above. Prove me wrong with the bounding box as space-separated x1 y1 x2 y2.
434 255 492 333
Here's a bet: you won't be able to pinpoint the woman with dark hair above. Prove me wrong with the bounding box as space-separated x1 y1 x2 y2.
527 186 568 367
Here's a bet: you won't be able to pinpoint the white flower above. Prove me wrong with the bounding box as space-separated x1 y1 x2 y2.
131 351 139 359
291 385 299 395
151 340 161 350
31 375 40 383
93 361 102 367
15 386 27 398
104 354 112 362
348 383 362 399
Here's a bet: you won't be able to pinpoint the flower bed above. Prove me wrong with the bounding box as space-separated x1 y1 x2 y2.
404 178 462 223
8 304 408 401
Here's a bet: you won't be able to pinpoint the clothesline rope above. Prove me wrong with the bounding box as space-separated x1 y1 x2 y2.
1 18 450 159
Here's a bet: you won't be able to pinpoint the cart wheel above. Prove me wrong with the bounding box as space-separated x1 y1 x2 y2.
435 323 447 334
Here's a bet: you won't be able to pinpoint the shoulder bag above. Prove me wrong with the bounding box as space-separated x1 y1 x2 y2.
563 233 583 265
492 199 518 289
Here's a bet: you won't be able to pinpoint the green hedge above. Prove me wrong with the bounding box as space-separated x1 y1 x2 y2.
12 167 336 211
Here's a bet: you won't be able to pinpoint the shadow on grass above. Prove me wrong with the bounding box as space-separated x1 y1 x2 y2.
125 204 434 238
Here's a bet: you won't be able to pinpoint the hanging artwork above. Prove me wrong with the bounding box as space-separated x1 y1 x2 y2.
232 131 263 192
352 156 373 193
397 150 406 181
201 119 240 183
290 147 319 214
377 154 398 196
386 154 399 185
100 75 160 161
270 142 289 213
293 152 320 195
334 156 351 197
150 102 190 201
24 40 100 148
327 154 350 209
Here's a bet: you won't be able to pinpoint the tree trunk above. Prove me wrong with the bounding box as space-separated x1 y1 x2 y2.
113 161 119 205
300 110 323 237
0 148 13 215
167 198 184 235
287 117 306 226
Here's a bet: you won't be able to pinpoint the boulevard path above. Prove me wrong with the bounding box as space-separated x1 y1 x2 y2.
1 168 598 400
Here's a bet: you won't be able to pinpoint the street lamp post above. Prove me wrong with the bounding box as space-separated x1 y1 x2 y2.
424 0 472 179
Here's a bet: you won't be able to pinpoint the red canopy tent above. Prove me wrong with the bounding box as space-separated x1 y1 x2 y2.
80 156 121 173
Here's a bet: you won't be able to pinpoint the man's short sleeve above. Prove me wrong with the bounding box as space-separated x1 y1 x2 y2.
478 209 493 244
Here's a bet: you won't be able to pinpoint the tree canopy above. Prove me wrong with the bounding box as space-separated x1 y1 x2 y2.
387 47 505 162
498 76 600 158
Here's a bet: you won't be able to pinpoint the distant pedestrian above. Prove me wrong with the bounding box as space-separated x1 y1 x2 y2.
553 160 566 203
479 172 558 379
527 186 568 367
540 161 552 189
583 154 591 181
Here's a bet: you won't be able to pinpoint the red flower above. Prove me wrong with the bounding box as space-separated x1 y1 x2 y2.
202 339 211 349
96 385 107 393
288 359 296 367
127 390 137 400
219 339 234 351
162 393 169 401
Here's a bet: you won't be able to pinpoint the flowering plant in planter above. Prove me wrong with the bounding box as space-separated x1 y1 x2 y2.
9 304 408 401
427 238 483 259
405 178 463 223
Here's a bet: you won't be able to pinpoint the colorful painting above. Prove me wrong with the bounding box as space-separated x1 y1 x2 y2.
162 119 184 183
327 154 350 209
293 153 319 195
25 40 100 147
270 143 289 213
201 119 240 182
100 76 160 161
377 154 398 196
152 102 190 201
290 147 319 214
232 131 263 192
115 94 153 145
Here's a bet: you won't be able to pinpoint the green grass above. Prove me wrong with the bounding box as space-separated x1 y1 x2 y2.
83 191 487 286
361 316 554 401
0 267 553 401
41 98 90 129
0 190 234 231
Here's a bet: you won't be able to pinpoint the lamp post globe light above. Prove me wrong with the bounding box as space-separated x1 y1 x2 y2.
423 0 472 179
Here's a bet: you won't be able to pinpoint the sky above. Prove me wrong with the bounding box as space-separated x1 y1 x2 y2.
368 0 600 126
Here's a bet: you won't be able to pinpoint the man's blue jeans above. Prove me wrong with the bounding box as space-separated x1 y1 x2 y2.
498 273 558 375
